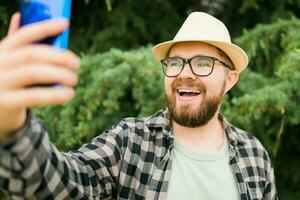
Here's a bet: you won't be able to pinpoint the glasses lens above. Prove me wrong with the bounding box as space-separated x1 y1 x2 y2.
162 57 183 76
191 56 214 76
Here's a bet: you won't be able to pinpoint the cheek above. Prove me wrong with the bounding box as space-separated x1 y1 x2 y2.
202 75 226 95
207 81 220 93
164 77 173 95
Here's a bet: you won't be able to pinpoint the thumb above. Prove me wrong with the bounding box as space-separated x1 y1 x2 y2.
7 12 21 36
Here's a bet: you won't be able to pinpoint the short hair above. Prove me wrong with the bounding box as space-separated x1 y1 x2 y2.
215 47 234 70
203 42 234 70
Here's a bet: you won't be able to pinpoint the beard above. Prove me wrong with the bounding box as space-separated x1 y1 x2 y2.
166 78 226 128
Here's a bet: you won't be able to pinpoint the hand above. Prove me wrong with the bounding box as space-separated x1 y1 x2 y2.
0 13 81 140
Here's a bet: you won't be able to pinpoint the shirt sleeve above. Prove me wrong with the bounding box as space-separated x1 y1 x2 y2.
0 112 124 199
263 150 278 200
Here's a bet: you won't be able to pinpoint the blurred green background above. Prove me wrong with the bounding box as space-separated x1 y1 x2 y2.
1 0 300 199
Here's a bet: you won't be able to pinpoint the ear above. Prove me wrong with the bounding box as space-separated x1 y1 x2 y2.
224 70 239 93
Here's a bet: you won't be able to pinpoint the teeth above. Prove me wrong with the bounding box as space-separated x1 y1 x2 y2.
178 89 200 94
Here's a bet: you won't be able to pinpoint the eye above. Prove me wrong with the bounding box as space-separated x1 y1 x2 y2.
165 58 182 67
169 61 181 67
196 61 210 67
193 57 213 67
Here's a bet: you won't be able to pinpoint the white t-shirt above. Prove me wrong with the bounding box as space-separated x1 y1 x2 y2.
167 134 240 200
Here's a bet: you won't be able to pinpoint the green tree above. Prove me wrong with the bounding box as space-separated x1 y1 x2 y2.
33 46 165 150
3 0 300 53
225 17 300 199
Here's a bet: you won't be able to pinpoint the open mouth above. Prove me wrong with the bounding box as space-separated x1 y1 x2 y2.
177 89 201 97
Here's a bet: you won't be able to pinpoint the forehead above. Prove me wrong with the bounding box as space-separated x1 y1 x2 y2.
168 41 219 58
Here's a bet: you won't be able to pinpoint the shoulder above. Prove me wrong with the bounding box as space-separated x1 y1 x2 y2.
222 116 273 167
232 125 267 153
104 108 169 138
221 115 267 153
121 108 169 128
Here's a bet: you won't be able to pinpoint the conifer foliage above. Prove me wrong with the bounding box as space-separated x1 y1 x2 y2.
33 47 165 150
226 18 300 198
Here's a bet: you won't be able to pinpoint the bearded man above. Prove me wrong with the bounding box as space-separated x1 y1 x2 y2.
0 12 277 200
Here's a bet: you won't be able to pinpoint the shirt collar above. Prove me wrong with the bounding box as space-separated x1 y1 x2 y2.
144 108 246 146
144 108 172 137
219 114 246 146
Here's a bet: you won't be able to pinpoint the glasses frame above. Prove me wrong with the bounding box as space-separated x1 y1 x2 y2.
161 55 234 77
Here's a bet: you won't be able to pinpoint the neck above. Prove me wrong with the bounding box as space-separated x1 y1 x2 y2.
172 112 225 152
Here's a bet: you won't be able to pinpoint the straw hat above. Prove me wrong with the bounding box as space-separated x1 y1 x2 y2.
152 12 249 72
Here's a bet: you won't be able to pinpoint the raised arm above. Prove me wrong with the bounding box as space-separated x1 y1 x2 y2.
0 13 79 140
0 13 123 199
0 112 124 199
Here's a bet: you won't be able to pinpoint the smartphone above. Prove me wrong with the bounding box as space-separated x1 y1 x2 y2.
20 0 72 87
20 0 72 49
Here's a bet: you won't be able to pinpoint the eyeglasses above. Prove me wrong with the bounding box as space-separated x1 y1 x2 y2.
161 55 234 77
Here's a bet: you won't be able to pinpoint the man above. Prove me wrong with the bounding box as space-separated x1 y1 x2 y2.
0 12 277 199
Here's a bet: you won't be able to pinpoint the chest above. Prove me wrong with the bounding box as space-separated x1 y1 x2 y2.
116 134 266 200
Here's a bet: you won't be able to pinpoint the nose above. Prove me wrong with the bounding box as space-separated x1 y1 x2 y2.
178 62 197 79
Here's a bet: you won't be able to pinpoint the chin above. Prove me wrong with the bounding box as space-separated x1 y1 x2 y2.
176 102 200 114
167 94 221 128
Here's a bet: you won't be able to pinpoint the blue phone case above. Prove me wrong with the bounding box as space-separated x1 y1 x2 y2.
20 0 72 49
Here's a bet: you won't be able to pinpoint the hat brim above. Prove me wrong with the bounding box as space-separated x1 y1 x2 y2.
152 40 249 72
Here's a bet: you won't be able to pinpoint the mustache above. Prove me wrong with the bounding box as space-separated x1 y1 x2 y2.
171 78 207 93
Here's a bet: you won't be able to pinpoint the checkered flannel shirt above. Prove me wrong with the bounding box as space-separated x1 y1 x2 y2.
0 108 277 200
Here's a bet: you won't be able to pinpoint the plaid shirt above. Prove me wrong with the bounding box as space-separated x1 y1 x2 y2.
0 108 277 200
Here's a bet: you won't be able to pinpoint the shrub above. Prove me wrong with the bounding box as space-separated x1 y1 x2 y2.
33 46 165 150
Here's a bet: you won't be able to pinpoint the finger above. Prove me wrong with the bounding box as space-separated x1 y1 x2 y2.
7 12 21 36
0 45 80 70
0 19 69 50
0 64 78 89
2 87 75 108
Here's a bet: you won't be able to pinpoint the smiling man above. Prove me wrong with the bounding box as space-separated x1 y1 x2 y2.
161 42 241 200
0 12 277 199
153 13 277 199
